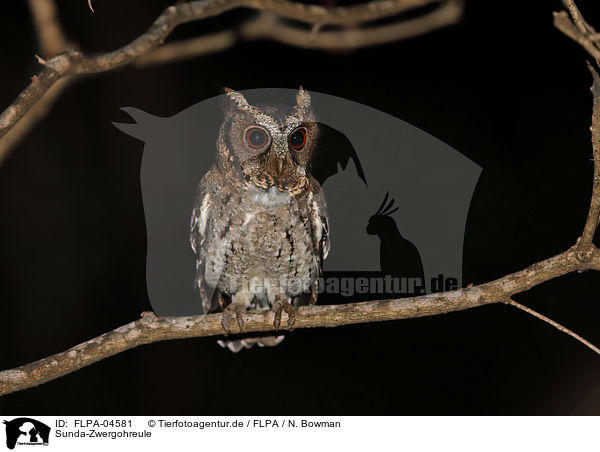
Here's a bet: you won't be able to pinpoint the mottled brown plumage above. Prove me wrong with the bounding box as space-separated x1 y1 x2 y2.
190 88 329 351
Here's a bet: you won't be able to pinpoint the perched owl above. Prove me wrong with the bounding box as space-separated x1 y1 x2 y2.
189 87 330 352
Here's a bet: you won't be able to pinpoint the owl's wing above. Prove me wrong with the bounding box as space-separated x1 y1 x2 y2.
309 177 330 266
190 168 220 313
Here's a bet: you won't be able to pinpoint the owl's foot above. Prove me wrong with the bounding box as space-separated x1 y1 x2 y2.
221 303 246 334
272 299 296 331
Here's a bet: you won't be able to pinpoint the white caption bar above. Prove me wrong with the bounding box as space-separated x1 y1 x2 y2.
0 416 596 452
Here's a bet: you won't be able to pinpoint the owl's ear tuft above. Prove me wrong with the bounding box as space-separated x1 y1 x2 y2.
295 86 312 119
296 86 311 109
222 87 252 113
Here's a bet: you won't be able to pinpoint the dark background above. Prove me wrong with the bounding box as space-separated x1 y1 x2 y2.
1 0 599 414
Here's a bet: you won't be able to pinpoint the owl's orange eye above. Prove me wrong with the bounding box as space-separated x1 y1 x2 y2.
289 128 307 151
245 127 270 149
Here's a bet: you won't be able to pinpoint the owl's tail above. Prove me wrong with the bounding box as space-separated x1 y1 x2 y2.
217 335 285 353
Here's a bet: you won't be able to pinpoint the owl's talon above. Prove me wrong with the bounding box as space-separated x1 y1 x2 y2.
221 313 233 335
286 304 296 330
273 300 295 331
221 303 246 334
273 306 282 331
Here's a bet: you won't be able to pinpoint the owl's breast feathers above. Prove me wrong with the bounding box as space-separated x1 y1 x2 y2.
190 167 329 312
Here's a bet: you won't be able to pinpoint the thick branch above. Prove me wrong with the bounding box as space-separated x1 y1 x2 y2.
1 245 599 396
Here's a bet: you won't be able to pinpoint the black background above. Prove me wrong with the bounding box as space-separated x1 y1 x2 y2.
1 0 600 414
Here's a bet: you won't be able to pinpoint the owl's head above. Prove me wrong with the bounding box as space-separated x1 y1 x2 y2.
218 87 318 194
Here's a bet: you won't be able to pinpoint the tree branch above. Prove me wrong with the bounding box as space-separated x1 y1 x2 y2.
580 63 600 249
1 245 599 396
561 0 594 34
553 11 600 65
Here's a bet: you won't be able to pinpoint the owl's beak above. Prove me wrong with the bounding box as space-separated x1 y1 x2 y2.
275 158 285 176
268 153 291 177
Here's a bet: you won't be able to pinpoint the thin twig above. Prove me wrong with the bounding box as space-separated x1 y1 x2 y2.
579 63 600 250
134 31 237 67
504 299 600 356
0 77 71 165
26 0 68 58
1 0 73 161
554 11 600 65
0 0 73 164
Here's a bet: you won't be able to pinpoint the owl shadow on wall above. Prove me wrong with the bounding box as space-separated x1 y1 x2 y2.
114 88 480 316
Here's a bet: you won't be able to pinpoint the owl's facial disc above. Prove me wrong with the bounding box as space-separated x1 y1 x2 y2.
241 122 308 194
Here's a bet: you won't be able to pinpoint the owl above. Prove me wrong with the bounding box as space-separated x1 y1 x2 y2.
189 87 330 352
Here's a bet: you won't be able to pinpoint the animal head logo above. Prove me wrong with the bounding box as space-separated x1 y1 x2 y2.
3 418 50 450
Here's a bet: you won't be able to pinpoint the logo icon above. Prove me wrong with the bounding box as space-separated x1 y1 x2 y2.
3 418 50 449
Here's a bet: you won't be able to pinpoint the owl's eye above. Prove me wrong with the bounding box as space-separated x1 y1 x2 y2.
288 127 307 151
245 127 270 149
